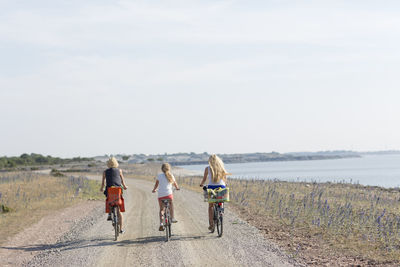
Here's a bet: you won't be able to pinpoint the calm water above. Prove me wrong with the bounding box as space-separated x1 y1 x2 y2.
179 154 400 188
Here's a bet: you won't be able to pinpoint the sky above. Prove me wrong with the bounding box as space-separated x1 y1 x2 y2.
1 0 400 158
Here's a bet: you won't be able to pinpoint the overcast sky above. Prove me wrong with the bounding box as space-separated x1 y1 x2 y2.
1 0 400 157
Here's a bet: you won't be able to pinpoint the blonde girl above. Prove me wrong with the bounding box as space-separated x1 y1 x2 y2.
152 163 180 231
100 157 128 233
199 154 229 230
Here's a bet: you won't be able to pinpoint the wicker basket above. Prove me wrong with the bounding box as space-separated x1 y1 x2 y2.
207 187 229 203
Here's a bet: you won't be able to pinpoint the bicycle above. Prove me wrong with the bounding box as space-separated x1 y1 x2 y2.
161 199 172 241
203 186 229 237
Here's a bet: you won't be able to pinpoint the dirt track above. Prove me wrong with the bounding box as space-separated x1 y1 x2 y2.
1 178 299 266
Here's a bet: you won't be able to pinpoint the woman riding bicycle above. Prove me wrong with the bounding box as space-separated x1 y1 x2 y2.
100 157 128 233
200 154 229 231
152 163 180 231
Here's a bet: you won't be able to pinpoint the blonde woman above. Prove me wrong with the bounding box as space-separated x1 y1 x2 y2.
100 157 128 233
152 163 180 231
200 154 229 230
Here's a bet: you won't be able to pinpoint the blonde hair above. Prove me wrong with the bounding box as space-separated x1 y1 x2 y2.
161 163 174 183
208 154 228 183
107 157 119 168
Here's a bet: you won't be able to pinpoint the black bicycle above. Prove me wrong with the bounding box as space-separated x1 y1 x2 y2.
203 186 225 237
161 199 172 241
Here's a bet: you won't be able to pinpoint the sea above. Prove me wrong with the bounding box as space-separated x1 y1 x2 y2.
179 154 400 188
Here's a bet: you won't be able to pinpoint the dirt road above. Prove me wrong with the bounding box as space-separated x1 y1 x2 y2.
2 178 298 266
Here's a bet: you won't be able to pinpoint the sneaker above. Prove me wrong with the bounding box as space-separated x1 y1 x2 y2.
171 218 178 223
208 225 214 231
107 213 112 221
159 223 164 231
120 229 125 234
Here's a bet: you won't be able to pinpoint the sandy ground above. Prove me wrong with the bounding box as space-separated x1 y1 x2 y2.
1 178 300 267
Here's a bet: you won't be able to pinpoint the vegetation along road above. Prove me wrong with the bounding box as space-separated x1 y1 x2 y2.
1 177 298 267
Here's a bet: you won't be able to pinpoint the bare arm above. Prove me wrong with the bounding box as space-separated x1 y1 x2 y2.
152 180 159 193
200 167 208 187
173 181 180 190
100 171 106 192
120 169 128 190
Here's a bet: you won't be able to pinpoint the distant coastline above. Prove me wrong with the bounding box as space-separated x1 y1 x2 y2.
97 150 400 166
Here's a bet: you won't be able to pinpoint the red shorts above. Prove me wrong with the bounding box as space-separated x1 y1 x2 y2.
158 194 173 201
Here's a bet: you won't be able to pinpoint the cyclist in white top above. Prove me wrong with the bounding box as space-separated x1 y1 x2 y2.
152 163 180 231
200 154 229 230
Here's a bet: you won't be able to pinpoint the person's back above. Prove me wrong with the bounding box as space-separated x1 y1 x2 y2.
105 167 122 188
206 166 226 188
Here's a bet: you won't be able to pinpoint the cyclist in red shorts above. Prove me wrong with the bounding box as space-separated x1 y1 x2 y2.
152 163 180 231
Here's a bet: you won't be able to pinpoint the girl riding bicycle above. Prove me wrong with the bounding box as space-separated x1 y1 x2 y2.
200 154 229 231
152 163 180 231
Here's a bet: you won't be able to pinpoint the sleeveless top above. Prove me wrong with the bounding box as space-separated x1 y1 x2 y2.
207 166 226 186
105 168 122 187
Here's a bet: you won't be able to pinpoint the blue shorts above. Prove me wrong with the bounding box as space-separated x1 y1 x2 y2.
207 185 226 190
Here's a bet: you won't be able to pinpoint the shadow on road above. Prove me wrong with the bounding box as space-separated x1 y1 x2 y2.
0 233 218 253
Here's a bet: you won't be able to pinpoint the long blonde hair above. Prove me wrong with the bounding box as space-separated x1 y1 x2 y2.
208 154 228 183
161 163 174 183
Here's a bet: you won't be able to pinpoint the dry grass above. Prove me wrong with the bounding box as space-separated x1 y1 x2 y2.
168 172 400 266
0 172 102 245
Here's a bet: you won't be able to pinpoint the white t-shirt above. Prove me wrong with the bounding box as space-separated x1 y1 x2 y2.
157 173 175 198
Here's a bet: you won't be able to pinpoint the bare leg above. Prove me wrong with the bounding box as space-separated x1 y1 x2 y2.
208 203 213 227
158 199 165 224
117 208 123 230
170 200 174 219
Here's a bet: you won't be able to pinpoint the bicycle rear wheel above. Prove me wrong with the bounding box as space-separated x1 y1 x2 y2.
216 210 223 237
113 206 119 241
165 216 170 241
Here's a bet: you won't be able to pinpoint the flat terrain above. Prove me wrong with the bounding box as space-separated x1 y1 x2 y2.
1 178 297 267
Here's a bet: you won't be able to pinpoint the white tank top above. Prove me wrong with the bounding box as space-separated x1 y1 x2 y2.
207 166 226 186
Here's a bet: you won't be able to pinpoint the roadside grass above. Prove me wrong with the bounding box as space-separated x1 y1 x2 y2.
0 172 102 245
172 174 400 265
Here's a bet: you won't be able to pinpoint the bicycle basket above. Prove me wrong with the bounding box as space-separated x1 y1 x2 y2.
207 187 229 203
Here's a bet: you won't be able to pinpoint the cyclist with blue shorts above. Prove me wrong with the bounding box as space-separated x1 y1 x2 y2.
200 154 229 231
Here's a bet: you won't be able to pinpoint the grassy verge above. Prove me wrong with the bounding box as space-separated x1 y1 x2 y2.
171 173 400 266
0 172 103 245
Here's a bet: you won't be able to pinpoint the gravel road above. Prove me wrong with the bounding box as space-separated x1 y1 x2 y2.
5 178 299 266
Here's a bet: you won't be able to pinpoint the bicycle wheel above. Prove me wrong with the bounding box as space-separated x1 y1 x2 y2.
217 210 223 237
113 206 119 241
165 212 170 241
168 215 172 238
